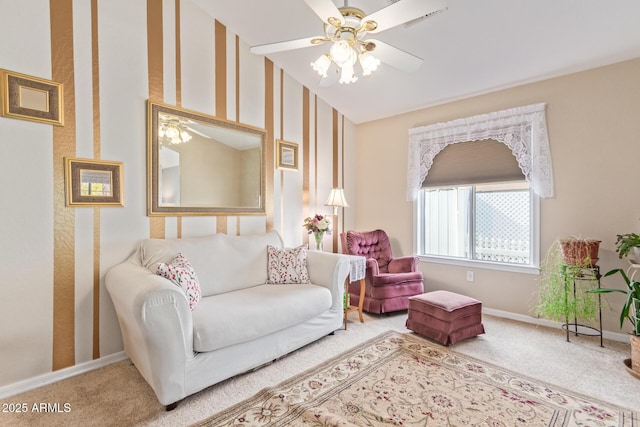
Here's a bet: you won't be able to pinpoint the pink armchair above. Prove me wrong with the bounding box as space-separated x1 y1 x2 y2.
341 230 424 314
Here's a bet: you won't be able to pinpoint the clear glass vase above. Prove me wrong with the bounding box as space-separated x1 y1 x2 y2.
313 231 324 251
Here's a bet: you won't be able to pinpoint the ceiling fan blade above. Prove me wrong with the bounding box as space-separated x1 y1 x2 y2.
303 0 344 26
364 0 447 33
185 126 211 139
368 39 423 72
250 36 319 55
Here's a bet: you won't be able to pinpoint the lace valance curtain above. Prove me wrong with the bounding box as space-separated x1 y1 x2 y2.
407 103 553 201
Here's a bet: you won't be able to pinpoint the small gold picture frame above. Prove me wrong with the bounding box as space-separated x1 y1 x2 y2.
276 139 299 171
65 158 124 207
0 69 64 126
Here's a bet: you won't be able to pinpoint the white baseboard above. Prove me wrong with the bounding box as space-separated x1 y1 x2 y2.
483 307 630 344
0 351 128 400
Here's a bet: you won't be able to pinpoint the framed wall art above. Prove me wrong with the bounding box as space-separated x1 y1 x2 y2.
65 158 124 207
0 69 63 126
276 139 299 171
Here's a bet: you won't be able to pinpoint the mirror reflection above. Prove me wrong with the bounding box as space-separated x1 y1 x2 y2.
148 102 266 215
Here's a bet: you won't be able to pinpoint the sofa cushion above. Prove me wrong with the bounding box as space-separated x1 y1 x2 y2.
192 283 332 352
371 271 423 287
266 245 310 284
155 252 202 311
137 230 284 297
408 291 482 321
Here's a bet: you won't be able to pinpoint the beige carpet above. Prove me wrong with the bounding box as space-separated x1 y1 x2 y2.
198 331 639 426
1 313 640 426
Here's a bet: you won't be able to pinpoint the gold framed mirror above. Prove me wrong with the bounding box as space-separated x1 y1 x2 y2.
147 101 266 216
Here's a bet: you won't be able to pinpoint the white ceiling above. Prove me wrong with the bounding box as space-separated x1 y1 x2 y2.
193 0 640 124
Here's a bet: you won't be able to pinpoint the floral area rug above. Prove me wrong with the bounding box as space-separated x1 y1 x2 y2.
195 331 638 426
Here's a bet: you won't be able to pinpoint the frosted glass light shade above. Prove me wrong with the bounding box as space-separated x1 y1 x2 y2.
179 130 192 143
165 126 179 139
359 52 380 76
339 62 358 84
330 40 354 67
158 123 191 145
311 54 331 77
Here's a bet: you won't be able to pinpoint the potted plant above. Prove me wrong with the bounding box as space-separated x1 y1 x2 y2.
536 240 598 324
614 233 640 263
589 268 640 375
558 237 601 267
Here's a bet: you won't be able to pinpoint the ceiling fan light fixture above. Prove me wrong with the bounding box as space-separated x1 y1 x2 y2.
158 118 192 145
339 62 358 84
311 53 332 77
164 125 179 140
179 130 192 143
310 9 381 84
329 40 355 67
359 52 380 76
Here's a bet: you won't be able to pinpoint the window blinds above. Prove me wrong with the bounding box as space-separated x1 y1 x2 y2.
422 139 524 188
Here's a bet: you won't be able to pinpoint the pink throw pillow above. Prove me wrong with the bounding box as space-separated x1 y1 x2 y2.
156 252 202 311
266 245 310 284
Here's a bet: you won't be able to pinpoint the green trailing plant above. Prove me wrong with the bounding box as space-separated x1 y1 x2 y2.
536 240 598 323
613 233 640 259
589 268 640 336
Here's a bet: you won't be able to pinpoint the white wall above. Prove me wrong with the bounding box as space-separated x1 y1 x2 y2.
355 58 640 335
0 0 55 388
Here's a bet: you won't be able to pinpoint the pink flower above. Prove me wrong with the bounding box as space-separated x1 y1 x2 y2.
303 214 331 234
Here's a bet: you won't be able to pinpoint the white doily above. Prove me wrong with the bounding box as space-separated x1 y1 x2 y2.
407 103 553 200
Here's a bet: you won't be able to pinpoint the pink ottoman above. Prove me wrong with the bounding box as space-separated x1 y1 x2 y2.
406 291 485 346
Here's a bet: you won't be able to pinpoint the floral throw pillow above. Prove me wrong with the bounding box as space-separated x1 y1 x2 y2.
266 245 310 284
156 252 202 311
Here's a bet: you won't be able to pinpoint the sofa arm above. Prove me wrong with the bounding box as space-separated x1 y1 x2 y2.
306 251 350 312
105 258 194 405
388 256 419 273
366 258 380 276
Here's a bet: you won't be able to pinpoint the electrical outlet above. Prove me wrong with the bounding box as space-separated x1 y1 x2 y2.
466 271 474 282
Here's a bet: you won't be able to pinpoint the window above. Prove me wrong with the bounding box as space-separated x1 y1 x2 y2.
407 105 552 274
415 181 539 273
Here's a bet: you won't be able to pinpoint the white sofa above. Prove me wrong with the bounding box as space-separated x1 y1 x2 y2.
105 230 349 408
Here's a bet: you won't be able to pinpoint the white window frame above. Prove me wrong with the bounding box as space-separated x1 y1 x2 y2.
414 185 540 275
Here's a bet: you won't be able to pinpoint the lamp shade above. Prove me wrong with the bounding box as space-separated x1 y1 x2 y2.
325 188 349 210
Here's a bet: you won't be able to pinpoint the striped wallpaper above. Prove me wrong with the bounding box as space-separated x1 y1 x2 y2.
0 0 355 390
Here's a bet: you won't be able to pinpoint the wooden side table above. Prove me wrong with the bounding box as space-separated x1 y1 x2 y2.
343 255 366 330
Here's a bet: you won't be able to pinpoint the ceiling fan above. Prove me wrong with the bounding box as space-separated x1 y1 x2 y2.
158 113 211 145
249 0 447 84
